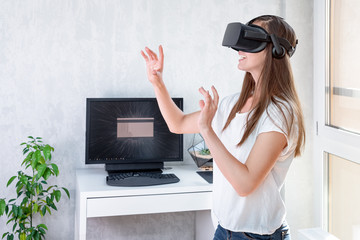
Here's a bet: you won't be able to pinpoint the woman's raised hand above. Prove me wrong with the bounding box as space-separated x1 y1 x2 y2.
198 86 219 132
141 45 164 86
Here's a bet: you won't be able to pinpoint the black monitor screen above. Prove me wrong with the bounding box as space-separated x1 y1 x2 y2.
85 98 183 165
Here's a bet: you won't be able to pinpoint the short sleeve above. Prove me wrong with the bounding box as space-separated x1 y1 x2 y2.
257 102 297 158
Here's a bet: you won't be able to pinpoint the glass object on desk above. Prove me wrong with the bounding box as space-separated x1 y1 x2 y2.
187 134 213 169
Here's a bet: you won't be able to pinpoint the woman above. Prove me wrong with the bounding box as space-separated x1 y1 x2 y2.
141 15 305 240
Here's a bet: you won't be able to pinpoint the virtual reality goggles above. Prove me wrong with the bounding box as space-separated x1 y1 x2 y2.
222 22 297 59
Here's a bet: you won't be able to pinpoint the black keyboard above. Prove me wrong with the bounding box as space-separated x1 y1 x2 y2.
106 171 180 187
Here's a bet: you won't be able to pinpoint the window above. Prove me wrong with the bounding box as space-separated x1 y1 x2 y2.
314 1 360 239
327 0 360 133
326 153 360 239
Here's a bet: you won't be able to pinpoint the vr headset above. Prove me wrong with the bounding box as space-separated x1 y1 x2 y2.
222 22 297 59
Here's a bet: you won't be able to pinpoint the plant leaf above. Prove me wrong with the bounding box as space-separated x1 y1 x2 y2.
7 233 14 240
12 205 18 218
26 151 34 160
22 148 29 156
43 145 51 161
46 196 51 205
25 191 31 198
51 164 59 176
34 150 42 162
45 206 52 215
20 175 28 185
41 207 46 216
21 151 33 166
39 156 45 165
2 232 9 239
31 155 39 170
36 164 47 179
38 183 43 193
54 190 61 202
33 203 39 213
16 183 24 195
17 207 23 217
21 197 29 206
38 228 45 235
34 231 40 240
49 203 57 211
31 152 37 167
37 224 48 230
5 205 9 215
12 223 17 232
19 223 25 230
6 217 15 225
43 168 52 180
0 199 5 216
19 233 26 240
6 176 17 187
16 191 23 199
36 184 40 195
62 187 70 199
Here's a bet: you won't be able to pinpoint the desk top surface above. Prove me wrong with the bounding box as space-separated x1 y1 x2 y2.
76 164 212 198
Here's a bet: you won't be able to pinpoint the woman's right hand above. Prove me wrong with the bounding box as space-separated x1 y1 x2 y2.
141 45 164 87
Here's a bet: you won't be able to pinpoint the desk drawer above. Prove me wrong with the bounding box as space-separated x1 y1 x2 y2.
87 191 212 218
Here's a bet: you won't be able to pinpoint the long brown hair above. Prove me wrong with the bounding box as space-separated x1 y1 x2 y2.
223 15 305 157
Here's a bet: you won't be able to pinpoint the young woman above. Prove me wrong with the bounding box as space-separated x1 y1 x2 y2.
141 15 305 240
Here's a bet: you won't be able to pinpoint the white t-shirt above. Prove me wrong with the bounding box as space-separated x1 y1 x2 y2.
211 92 298 234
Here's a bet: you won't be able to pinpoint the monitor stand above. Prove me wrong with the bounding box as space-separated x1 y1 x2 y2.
105 162 164 175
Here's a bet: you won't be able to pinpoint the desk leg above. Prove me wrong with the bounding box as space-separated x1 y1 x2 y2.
75 191 87 240
195 210 215 240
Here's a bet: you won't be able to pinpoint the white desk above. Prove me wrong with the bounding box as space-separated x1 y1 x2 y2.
75 164 213 240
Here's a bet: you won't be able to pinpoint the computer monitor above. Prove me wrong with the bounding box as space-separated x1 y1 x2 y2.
85 98 183 174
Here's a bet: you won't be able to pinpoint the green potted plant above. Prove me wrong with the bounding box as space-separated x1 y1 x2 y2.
0 136 70 240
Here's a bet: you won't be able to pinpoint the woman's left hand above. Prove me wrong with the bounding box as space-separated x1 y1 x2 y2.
198 86 219 132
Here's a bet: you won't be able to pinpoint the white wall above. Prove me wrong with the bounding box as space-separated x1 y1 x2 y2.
285 0 315 237
0 0 314 239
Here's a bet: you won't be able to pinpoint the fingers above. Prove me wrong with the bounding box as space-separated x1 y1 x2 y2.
199 100 205 110
140 50 149 62
159 45 164 68
140 47 156 61
198 87 208 96
141 46 164 73
204 89 212 105
211 85 219 106
141 46 163 60
145 47 158 61
199 86 219 104
198 87 213 109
